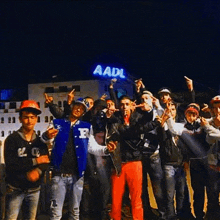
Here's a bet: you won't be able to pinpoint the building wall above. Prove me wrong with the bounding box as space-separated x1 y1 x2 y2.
28 80 102 133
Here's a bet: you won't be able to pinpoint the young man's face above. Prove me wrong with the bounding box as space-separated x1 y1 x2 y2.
185 111 198 124
160 92 171 104
86 98 94 111
106 100 116 117
120 98 131 116
141 94 153 111
19 111 38 132
169 104 177 120
71 103 85 119
107 100 115 110
212 102 220 118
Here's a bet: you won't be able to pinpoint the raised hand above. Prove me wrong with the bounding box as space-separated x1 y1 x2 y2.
152 96 160 108
160 108 171 127
109 78 117 89
107 141 117 152
135 78 144 92
27 168 41 182
44 93 53 104
36 155 50 164
67 89 75 105
200 117 208 127
46 127 59 139
184 76 193 91
100 93 107 100
201 103 211 113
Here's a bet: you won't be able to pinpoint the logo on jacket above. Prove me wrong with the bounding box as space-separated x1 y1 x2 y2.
18 147 27 157
78 128 89 138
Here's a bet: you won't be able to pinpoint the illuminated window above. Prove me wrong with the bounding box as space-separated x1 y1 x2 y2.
1 131 4 137
1 117 4 123
8 117 11 123
45 116 48 123
12 117 15 123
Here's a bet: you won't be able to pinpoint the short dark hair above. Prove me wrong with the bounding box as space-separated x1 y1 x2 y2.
84 96 94 101
119 95 132 102
106 99 115 103
168 101 177 108
19 109 38 118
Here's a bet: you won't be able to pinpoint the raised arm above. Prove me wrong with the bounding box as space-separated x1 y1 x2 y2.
88 126 116 156
201 118 220 144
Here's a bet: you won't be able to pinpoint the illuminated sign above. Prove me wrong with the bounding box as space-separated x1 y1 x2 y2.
93 65 126 79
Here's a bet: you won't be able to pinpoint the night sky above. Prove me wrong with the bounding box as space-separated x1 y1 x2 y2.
0 1 220 94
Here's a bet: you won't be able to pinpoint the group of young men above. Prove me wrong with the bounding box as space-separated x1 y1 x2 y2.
3 77 220 220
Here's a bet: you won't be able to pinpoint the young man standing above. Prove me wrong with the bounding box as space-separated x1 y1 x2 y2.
138 90 166 220
4 100 50 220
166 103 209 219
201 95 220 219
159 102 195 220
43 98 115 220
109 96 161 220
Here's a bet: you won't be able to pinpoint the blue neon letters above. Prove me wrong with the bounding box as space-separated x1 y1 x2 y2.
93 65 126 79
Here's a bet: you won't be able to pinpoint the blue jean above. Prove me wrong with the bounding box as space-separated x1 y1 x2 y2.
142 153 166 219
5 184 40 220
163 165 189 219
50 175 84 220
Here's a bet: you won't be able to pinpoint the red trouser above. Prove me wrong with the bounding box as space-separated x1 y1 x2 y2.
110 161 143 220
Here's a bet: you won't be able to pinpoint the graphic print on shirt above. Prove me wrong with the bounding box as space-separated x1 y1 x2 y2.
17 146 40 157
32 148 40 157
18 147 27 157
55 124 62 131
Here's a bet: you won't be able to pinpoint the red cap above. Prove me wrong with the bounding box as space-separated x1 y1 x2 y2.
184 103 200 116
210 95 220 105
20 100 41 115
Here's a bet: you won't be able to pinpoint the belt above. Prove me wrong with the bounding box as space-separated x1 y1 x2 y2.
61 173 73 177
7 184 41 193
52 171 74 177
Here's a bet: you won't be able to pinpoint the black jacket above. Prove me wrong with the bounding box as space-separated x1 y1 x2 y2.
159 127 184 166
109 111 160 163
4 131 49 190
